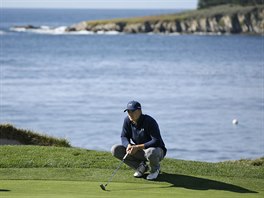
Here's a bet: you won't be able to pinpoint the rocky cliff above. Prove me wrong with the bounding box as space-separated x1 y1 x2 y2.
66 5 264 34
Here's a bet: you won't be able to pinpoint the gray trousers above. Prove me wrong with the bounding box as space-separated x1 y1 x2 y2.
111 144 164 172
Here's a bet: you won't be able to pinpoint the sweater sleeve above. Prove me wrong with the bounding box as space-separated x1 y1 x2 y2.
121 117 131 148
144 119 161 149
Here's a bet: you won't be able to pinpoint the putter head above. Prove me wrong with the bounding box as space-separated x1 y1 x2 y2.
100 184 106 191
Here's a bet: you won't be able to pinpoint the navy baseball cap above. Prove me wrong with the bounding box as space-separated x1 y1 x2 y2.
124 101 141 112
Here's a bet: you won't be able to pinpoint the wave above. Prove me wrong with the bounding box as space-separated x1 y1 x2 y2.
9 25 121 35
0 30 6 35
9 25 226 36
10 25 67 35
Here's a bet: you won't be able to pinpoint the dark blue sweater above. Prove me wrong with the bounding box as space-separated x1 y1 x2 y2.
121 114 167 156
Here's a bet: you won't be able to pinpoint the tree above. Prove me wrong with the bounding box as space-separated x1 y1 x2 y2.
198 0 263 9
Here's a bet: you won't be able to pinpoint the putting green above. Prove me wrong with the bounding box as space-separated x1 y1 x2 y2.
0 180 262 198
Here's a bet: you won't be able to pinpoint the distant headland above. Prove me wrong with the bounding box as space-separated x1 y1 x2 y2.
66 4 263 35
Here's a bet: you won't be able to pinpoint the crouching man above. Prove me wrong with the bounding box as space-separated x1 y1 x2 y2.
111 100 167 180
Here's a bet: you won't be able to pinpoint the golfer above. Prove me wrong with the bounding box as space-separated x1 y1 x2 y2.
111 100 167 180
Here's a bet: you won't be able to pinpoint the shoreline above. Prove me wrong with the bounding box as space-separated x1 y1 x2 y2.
8 25 263 36
8 5 264 35
66 5 264 35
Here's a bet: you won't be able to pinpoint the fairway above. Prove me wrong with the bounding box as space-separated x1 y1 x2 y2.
0 179 263 198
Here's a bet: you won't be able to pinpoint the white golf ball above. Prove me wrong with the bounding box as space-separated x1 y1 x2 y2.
232 119 238 125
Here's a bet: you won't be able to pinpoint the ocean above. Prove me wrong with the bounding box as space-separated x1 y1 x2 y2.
1 9 263 162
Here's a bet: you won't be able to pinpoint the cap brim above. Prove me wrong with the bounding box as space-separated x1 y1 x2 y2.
124 109 134 112
124 108 139 112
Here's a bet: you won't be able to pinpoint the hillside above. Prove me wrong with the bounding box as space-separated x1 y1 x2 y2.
66 4 264 34
0 124 70 147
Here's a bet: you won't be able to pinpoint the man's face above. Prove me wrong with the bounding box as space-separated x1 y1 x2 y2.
127 109 141 123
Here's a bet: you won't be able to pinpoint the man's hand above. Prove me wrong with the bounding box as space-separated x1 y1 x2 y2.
126 144 133 154
126 144 144 155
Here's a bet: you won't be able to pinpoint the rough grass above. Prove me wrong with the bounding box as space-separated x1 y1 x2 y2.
0 146 263 179
0 124 70 147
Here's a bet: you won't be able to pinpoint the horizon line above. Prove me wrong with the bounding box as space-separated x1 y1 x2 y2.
1 7 195 10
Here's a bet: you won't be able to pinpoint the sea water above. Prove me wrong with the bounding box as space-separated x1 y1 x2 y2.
1 9 263 162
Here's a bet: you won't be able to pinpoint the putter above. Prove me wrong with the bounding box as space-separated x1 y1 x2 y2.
100 153 129 191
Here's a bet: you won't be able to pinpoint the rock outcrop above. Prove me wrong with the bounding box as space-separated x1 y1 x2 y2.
66 6 264 34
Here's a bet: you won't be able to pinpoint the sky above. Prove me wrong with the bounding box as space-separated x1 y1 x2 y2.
1 0 198 9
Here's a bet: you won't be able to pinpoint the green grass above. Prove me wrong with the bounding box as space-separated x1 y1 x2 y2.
0 146 263 197
1 179 263 198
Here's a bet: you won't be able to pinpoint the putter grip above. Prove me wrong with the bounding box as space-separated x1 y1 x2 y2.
123 153 129 160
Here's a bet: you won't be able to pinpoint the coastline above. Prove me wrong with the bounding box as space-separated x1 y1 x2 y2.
66 5 264 35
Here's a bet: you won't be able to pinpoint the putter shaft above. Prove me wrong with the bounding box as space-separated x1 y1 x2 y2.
101 153 129 190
